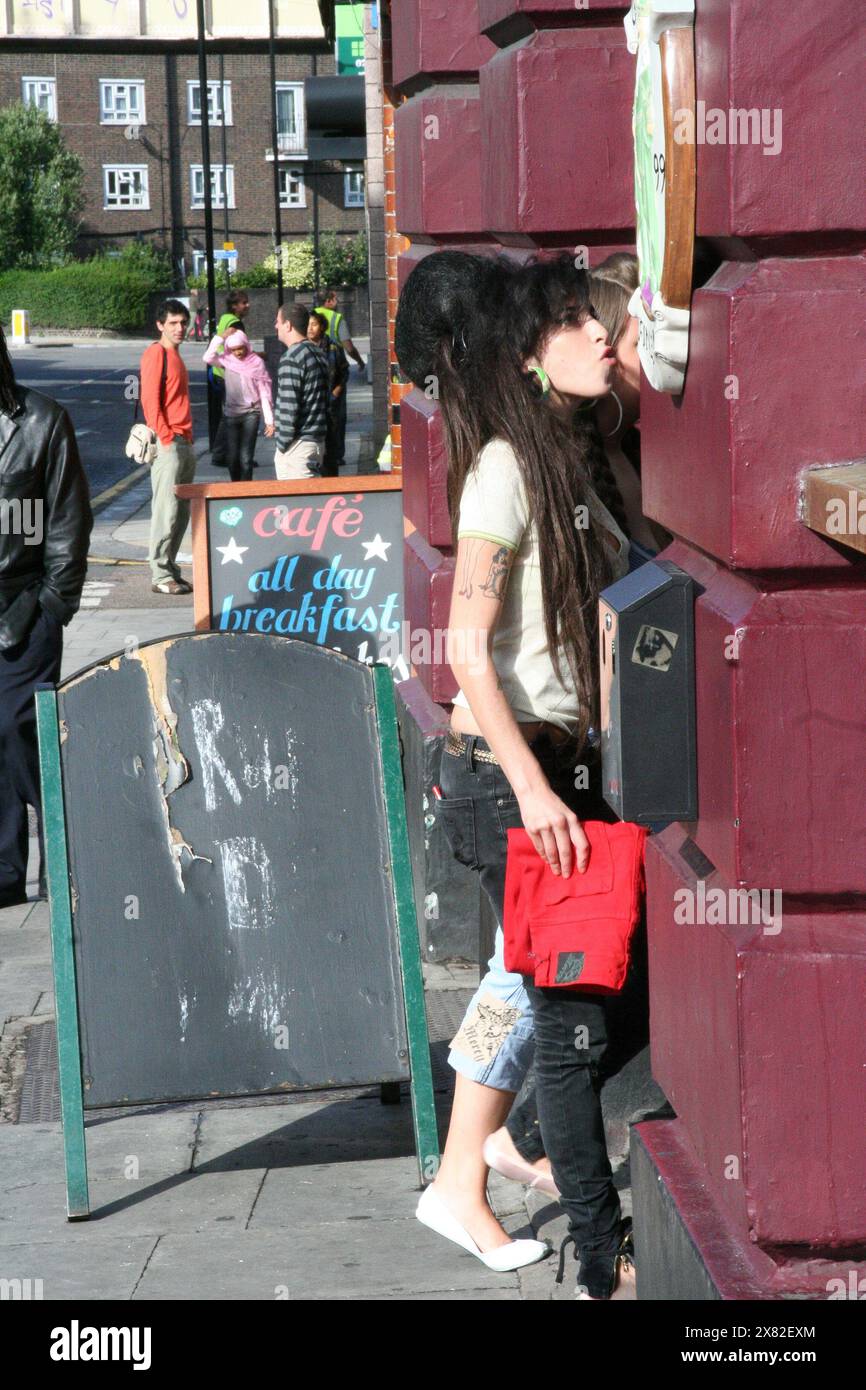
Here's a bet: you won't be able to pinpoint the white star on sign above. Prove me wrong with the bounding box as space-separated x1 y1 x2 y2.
216 537 248 565
362 534 391 562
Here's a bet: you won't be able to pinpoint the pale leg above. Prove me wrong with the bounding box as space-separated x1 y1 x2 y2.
430 1075 517 1251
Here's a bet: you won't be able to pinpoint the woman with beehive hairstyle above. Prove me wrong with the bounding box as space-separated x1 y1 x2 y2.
395 251 635 1298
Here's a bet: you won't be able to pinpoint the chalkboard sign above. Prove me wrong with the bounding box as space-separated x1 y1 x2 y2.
36 634 437 1220
177 477 409 681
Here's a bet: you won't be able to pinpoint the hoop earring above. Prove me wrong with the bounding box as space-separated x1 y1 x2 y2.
577 397 598 411
603 390 624 438
527 365 551 396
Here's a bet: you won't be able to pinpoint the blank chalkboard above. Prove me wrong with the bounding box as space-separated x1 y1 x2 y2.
37 633 437 1218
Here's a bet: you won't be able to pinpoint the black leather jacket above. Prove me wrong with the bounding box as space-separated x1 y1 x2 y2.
0 385 92 651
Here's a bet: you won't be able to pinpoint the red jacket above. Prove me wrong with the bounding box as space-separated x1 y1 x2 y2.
503 821 647 993
140 342 192 446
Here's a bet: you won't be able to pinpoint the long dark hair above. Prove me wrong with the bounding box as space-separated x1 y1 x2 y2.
0 325 18 416
395 250 616 746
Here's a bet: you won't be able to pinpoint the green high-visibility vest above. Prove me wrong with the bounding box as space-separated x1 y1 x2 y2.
211 312 241 381
315 305 344 345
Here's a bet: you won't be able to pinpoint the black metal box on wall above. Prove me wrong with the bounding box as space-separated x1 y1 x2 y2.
599 560 698 824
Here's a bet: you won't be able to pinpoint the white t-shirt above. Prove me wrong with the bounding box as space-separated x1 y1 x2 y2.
452 436 630 734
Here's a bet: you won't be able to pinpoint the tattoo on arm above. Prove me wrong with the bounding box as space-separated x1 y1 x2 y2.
457 541 512 601
457 539 481 599
480 546 511 600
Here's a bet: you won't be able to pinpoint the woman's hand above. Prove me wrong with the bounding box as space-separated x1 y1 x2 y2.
264 424 275 437
517 780 590 878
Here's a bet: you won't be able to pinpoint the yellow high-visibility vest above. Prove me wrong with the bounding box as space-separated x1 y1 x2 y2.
315 305 344 345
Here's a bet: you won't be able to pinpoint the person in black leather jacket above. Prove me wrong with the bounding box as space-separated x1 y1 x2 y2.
0 324 92 907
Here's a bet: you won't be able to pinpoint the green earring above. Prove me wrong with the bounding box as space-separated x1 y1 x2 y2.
529 365 551 396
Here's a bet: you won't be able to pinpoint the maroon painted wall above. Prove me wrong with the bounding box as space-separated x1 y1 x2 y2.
389 0 866 1288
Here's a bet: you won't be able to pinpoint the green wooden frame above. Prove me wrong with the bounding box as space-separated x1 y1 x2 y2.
373 663 440 1185
35 687 90 1219
34 659 438 1222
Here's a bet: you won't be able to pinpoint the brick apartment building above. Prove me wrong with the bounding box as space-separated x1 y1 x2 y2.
0 47 366 280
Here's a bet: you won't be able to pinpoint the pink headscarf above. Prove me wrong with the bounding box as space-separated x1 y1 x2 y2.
220 330 264 379
212 329 273 416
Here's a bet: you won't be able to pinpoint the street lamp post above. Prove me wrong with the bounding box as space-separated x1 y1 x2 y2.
196 0 219 446
268 0 285 307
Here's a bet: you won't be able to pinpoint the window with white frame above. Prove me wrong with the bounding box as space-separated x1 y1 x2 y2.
100 80 145 125
279 168 306 209
187 81 232 126
343 167 365 209
22 77 56 121
275 83 305 154
190 165 235 209
103 165 150 210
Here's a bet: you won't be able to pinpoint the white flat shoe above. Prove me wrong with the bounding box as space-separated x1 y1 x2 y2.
415 1185 550 1272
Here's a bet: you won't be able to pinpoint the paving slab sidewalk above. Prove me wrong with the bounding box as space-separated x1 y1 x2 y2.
0 370 580 1301
0 896 567 1300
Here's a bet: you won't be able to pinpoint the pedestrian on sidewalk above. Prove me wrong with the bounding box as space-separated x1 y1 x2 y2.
0 323 92 907
307 310 349 477
141 299 196 596
273 303 330 479
313 288 366 471
210 290 251 469
202 329 274 482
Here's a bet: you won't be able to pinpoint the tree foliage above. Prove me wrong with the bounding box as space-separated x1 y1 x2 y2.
0 104 85 271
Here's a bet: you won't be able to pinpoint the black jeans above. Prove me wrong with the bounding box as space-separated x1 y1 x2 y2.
225 411 260 482
524 983 621 1258
322 406 341 477
329 387 347 469
438 729 623 1259
0 605 63 900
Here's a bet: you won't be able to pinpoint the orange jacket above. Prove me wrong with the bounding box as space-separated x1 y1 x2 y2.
140 342 193 447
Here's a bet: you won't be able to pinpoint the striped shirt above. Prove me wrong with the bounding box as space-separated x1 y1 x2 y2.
274 340 329 448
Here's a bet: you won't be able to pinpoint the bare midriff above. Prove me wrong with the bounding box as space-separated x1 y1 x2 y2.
448 703 574 746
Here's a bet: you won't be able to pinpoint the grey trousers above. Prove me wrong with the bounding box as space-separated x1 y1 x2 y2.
149 437 197 584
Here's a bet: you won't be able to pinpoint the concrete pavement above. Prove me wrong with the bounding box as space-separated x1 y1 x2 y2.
0 364 592 1302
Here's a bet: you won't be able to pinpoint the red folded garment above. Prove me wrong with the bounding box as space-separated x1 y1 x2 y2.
503 821 647 993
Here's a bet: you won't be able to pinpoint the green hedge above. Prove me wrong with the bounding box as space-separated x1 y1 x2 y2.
0 248 169 331
187 232 368 292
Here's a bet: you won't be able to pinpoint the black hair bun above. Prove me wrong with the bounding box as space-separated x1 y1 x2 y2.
394 250 509 389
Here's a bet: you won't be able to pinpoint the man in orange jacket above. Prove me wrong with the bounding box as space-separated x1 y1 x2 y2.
140 299 196 595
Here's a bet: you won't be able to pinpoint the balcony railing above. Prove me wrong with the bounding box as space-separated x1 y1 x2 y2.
269 130 307 157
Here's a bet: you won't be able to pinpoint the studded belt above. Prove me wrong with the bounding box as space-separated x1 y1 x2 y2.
444 730 500 764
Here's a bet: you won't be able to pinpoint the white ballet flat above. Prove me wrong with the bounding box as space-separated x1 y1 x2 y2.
415 1185 551 1272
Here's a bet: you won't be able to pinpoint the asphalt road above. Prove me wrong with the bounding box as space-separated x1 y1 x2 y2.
11 340 212 502
12 335 373 613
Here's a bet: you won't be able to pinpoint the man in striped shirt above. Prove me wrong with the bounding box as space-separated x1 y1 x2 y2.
273 303 330 479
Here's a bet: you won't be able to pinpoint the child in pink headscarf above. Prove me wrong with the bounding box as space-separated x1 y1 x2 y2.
203 328 274 481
